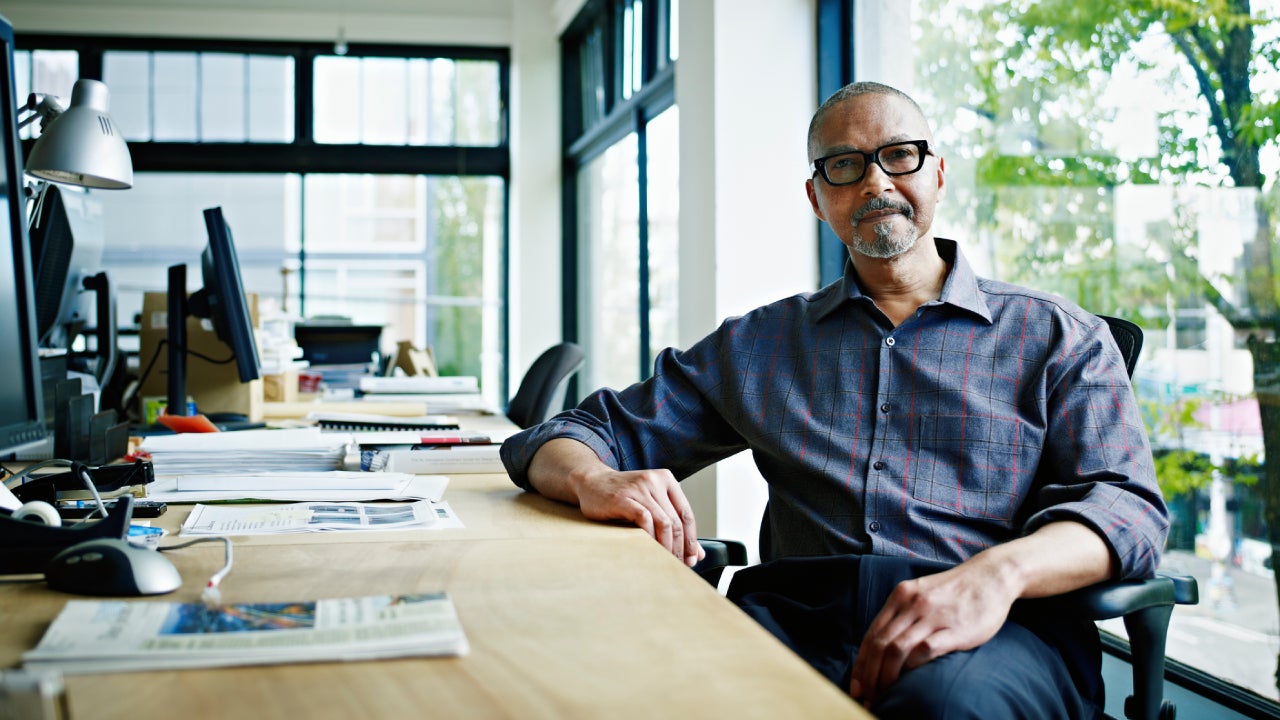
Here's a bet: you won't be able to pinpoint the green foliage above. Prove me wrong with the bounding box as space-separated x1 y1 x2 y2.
1154 448 1217 496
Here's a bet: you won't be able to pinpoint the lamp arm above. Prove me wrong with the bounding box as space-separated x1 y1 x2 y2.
16 93 65 131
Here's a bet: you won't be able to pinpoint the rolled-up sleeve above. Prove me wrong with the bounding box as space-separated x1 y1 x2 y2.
1023 320 1170 579
500 330 748 493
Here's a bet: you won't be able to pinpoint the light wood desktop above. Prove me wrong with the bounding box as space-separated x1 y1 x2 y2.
0 416 868 719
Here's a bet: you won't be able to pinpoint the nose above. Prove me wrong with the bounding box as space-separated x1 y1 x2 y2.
859 161 895 195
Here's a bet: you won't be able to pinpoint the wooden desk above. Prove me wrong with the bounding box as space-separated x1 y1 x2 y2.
0 470 868 718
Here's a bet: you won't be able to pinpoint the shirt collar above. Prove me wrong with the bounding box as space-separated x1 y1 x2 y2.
812 238 993 324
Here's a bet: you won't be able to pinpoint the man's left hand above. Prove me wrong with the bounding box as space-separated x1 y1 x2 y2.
846 560 1018 707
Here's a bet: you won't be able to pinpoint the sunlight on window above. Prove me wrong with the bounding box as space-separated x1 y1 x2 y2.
890 0 1280 701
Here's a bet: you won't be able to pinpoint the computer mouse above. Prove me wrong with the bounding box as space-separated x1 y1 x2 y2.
44 538 182 597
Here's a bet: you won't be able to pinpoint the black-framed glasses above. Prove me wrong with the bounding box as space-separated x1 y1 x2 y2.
811 140 933 186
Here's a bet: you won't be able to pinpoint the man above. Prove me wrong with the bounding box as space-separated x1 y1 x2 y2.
500 81 1168 718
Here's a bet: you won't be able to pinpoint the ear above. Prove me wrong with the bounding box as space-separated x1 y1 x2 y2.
806 178 827 222
935 155 946 199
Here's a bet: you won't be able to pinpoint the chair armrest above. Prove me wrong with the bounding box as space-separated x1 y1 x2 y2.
1050 573 1199 621
692 538 749 586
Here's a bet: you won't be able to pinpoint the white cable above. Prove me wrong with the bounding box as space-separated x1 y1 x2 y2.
159 536 233 607
76 466 110 520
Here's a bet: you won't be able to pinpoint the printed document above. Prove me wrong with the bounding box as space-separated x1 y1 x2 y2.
23 593 468 674
179 499 461 536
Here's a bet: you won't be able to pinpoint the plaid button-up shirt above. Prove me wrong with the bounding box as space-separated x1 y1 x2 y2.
502 239 1169 580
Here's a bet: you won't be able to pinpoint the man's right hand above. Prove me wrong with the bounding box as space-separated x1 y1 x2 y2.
527 438 705 567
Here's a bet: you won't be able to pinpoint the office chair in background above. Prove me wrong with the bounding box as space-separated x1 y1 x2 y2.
506 342 586 429
694 315 1198 720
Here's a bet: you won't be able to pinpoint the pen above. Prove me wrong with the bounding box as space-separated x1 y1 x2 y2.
415 436 493 444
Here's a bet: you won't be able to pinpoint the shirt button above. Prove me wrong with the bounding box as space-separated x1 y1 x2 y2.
873 460 885 471
886 337 896 347
869 521 881 532
880 403 890 413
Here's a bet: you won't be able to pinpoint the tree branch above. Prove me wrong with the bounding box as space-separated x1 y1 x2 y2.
1169 30 1234 160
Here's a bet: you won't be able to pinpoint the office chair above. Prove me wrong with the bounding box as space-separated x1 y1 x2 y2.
694 315 1198 720
506 342 586 429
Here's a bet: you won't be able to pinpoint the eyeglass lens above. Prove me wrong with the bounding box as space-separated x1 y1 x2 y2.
820 142 926 185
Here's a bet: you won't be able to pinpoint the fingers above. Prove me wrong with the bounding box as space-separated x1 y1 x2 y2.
579 468 701 564
848 581 949 706
666 482 704 567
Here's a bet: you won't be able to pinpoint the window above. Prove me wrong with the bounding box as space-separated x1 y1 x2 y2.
832 0 1280 708
562 0 680 391
15 36 509 404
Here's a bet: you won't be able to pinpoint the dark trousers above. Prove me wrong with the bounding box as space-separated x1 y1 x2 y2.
726 555 1103 720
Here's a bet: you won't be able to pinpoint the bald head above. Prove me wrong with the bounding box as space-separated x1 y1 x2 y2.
807 82 929 163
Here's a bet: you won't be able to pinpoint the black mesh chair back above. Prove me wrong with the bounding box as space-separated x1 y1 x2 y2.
1101 315 1143 378
506 342 586 429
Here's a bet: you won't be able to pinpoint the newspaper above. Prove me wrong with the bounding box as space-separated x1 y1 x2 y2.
178 500 456 536
22 593 469 675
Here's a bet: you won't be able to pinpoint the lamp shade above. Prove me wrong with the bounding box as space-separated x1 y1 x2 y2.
26 79 133 189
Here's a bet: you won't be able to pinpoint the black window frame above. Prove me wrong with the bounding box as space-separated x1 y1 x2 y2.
13 32 514 400
561 0 677 383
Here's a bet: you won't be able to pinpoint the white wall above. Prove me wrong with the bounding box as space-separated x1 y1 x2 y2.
508 0 564 385
676 0 818 553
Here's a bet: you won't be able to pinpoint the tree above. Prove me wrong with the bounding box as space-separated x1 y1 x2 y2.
965 0 1280 689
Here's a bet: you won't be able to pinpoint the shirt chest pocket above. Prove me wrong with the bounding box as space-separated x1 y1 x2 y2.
910 412 1039 523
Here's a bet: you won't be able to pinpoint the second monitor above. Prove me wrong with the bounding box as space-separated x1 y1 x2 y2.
163 206 262 419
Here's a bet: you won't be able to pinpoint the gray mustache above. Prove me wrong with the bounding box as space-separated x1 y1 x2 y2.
852 197 913 223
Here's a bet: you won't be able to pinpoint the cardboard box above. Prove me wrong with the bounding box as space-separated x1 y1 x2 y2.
137 291 264 422
262 371 299 403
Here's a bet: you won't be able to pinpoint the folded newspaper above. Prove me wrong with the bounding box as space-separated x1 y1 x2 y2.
23 593 468 675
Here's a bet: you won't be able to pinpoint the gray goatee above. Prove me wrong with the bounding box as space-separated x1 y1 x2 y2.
850 198 917 259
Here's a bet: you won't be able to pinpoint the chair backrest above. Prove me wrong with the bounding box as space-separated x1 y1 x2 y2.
506 342 586 429
1099 314 1142 379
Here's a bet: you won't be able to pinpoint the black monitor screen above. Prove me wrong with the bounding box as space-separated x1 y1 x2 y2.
198 207 261 384
0 14 48 456
28 183 104 348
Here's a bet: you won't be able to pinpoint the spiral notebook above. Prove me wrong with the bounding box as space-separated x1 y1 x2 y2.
308 411 460 432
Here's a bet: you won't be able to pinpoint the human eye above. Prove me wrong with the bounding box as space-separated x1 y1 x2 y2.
829 154 859 170
882 145 916 163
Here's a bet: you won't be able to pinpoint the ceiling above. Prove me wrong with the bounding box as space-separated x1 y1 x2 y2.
3 0 514 18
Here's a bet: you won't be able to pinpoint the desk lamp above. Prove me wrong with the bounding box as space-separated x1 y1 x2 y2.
17 78 132 189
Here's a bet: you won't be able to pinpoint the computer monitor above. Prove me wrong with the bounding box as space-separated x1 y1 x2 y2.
164 206 262 416
0 14 48 457
28 184 105 348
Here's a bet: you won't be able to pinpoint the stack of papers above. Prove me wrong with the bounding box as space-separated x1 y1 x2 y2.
139 428 352 475
145 472 450 505
359 376 479 394
23 593 469 674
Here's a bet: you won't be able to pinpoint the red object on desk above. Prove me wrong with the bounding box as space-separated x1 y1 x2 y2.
157 413 221 433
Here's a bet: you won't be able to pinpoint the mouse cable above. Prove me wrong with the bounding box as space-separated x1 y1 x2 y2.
159 536 234 608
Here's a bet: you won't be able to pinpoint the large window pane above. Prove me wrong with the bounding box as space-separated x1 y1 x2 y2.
303 174 503 385
153 53 198 141
200 53 246 142
313 56 501 146
646 107 679 365
98 173 300 328
102 52 150 140
105 51 296 143
99 170 503 403
304 175 425 253
15 50 77 140
579 134 641 390
891 0 1280 702
247 55 294 142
